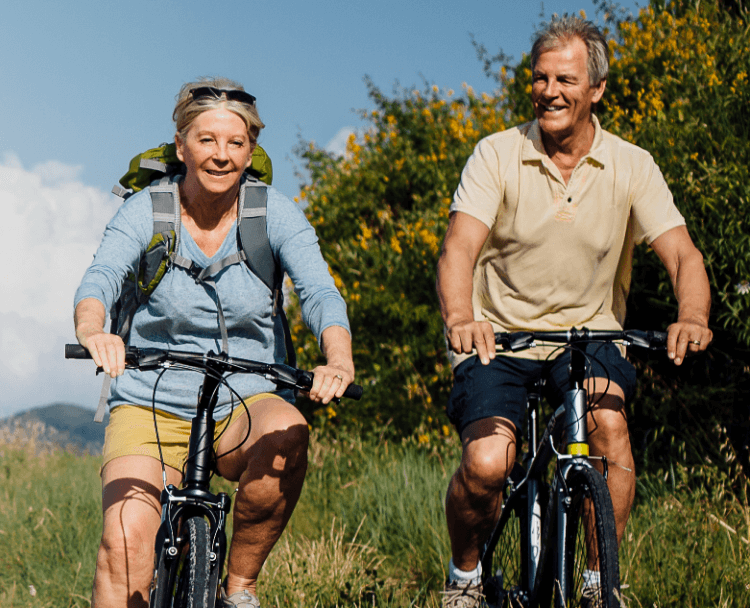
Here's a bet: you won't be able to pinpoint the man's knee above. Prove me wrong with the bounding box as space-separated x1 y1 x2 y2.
457 419 517 495
587 401 631 455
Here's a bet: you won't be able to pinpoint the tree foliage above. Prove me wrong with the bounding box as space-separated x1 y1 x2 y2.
290 0 750 465
289 80 507 434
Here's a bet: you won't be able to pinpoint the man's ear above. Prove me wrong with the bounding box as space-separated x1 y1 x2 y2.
591 78 607 104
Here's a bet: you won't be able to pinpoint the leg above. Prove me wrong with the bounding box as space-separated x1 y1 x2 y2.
216 397 309 597
92 456 182 608
585 378 634 546
446 417 517 571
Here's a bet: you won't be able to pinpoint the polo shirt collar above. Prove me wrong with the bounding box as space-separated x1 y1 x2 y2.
522 114 607 167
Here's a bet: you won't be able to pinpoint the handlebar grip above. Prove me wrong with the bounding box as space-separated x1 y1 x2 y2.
297 369 363 400
65 344 92 359
343 383 364 401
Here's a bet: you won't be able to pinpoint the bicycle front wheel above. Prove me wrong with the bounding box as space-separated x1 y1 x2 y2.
482 463 544 608
554 466 620 608
151 516 214 608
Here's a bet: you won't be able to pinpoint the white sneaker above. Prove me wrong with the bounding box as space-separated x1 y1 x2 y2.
441 579 486 608
220 587 261 608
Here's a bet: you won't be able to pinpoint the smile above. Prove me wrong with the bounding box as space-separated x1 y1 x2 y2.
206 170 232 176
541 105 565 112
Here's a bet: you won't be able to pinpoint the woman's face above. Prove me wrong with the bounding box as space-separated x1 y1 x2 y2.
175 108 254 200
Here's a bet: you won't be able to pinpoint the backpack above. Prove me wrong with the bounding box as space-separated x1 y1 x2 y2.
94 143 293 422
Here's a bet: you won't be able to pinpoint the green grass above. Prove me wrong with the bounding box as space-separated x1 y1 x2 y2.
1 422 749 607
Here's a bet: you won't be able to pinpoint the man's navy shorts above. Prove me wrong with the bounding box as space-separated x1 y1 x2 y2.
446 343 637 437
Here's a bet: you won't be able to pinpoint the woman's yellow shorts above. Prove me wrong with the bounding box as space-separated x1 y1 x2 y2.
102 393 285 473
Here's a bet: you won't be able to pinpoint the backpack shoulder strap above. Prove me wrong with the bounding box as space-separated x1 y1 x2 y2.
237 177 279 293
96 174 185 423
236 177 296 367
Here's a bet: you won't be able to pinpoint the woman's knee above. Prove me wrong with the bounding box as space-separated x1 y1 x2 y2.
98 515 156 572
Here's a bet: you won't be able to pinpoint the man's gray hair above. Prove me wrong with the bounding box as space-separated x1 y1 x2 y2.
530 15 609 86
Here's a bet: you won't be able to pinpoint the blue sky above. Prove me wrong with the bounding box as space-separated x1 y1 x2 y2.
0 0 643 417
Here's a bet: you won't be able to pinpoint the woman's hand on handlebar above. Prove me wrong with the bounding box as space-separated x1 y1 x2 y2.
307 364 355 404
79 331 126 378
74 297 126 378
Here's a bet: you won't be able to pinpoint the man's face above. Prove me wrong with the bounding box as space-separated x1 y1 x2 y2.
531 37 606 143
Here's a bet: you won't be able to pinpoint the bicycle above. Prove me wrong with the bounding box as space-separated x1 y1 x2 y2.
65 344 363 608
478 328 666 608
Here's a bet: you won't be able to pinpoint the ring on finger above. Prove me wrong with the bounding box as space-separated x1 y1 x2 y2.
690 340 701 346
335 374 343 380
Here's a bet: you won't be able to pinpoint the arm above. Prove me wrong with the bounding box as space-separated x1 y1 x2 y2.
650 225 713 365
307 325 355 404
436 211 496 365
74 298 126 378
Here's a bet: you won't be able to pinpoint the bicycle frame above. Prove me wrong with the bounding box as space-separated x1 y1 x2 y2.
150 362 232 605
482 329 650 607
64 343 363 607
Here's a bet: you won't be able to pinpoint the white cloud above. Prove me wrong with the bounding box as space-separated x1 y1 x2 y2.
0 155 119 418
325 126 361 157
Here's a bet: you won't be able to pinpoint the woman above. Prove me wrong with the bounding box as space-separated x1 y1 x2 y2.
74 78 355 608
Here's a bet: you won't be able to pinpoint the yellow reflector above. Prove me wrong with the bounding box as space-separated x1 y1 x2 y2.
567 443 589 456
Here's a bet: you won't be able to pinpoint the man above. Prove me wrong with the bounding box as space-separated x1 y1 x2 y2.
436 15 712 608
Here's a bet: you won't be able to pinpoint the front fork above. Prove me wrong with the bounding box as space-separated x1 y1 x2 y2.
554 385 591 605
150 487 232 600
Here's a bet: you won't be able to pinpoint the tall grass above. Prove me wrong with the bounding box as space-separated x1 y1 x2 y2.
1 422 748 607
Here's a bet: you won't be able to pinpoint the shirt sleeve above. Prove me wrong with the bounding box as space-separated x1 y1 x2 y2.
451 136 505 229
628 150 686 245
73 191 153 311
265 188 351 341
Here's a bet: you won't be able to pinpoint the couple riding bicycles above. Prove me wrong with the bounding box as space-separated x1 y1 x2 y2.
73 15 712 608
435 15 711 608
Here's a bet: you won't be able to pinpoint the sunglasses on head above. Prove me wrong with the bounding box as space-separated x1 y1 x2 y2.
190 87 256 106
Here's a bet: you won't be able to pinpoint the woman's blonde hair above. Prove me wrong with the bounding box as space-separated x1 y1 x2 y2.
173 77 265 143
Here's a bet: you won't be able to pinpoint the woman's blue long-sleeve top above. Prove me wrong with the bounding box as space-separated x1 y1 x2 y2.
74 183 350 420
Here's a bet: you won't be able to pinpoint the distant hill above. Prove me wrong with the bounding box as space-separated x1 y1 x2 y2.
1 403 108 453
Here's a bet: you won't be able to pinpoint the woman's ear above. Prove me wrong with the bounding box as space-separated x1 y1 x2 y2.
174 134 185 162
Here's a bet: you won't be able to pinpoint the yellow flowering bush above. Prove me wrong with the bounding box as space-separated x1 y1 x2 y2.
289 79 507 433
593 1 750 349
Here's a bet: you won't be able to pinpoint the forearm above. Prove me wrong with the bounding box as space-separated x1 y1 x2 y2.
74 298 108 346
320 325 354 374
672 249 711 327
436 248 476 328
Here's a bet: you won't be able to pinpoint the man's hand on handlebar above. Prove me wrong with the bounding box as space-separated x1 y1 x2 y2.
446 319 496 365
666 320 713 366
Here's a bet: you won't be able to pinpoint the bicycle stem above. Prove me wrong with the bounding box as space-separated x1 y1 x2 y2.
183 369 222 491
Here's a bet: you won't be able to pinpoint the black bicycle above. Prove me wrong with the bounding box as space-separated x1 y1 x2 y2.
65 344 362 608
479 328 666 608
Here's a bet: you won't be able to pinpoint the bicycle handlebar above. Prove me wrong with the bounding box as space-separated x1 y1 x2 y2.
494 328 667 353
64 344 363 400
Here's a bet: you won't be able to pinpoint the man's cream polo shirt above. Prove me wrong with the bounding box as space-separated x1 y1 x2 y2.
449 116 685 365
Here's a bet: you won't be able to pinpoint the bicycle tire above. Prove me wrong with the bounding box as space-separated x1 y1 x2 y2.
549 466 621 608
482 463 543 608
150 516 214 608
